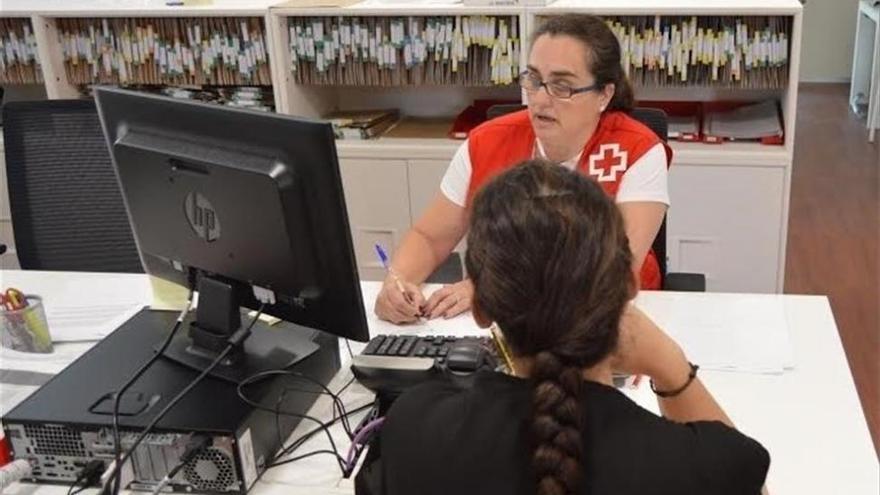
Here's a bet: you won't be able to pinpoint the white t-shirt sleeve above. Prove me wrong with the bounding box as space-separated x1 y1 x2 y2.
615 143 670 205
440 140 472 207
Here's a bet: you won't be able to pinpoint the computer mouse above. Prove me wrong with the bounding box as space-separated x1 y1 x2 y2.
445 341 486 373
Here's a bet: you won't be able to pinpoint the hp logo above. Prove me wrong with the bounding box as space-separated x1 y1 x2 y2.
184 192 221 242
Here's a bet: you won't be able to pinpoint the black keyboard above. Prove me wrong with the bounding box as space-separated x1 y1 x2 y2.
360 334 490 366
353 334 498 395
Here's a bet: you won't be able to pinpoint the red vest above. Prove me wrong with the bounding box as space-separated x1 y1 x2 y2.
466 110 672 290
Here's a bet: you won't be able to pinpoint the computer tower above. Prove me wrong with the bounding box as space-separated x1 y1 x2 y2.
2 309 340 493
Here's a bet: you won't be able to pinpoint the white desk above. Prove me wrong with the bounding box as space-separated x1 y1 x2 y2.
1 270 877 495
851 0 880 142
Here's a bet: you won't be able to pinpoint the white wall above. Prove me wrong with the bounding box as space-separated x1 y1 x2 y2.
800 0 861 82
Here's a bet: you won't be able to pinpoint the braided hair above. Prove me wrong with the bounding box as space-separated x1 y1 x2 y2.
465 160 634 495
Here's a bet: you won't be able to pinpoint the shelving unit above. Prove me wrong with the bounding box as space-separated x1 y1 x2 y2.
0 0 804 293
0 0 283 102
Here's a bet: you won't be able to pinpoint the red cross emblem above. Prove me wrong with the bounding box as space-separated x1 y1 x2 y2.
587 143 628 183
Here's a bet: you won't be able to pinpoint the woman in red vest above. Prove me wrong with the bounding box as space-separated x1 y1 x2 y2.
376 14 672 324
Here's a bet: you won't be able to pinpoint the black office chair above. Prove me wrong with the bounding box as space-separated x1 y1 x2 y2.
629 108 705 291
425 252 464 284
2 99 143 273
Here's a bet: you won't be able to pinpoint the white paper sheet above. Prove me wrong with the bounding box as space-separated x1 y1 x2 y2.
635 292 795 374
0 383 39 416
45 303 145 342
0 342 94 374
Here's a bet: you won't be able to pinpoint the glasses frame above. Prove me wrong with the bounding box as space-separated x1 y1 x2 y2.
518 70 602 100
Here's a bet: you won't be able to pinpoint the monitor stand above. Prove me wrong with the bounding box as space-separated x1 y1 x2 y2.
159 276 319 383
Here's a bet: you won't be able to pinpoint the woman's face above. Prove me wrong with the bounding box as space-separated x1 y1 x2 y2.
525 34 612 150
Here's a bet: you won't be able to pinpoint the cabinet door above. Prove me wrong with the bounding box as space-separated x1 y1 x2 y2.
408 159 468 254
337 158 411 281
407 159 449 223
666 164 786 293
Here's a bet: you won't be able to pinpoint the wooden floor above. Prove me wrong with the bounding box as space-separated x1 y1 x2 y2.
785 83 880 455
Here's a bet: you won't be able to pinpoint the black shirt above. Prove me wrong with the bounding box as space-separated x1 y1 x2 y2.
357 371 769 495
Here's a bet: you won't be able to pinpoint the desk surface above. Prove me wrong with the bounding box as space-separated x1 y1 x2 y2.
1 270 877 495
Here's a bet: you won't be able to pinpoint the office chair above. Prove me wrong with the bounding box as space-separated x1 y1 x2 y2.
425 252 464 284
481 103 705 291
629 108 705 291
2 99 143 273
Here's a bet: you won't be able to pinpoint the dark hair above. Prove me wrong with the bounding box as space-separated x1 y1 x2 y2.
465 160 634 495
532 14 634 112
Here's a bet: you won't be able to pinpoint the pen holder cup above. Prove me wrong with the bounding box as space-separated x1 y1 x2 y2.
1 296 53 353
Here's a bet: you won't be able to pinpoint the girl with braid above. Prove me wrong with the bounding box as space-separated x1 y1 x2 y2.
358 161 769 495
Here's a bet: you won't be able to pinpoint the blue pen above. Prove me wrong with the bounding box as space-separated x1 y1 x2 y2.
374 244 414 305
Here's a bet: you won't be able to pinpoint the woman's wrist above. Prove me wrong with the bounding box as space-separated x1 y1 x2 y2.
642 338 691 389
648 351 693 392
651 362 699 397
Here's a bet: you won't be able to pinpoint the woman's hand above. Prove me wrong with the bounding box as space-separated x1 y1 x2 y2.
612 304 692 390
374 276 426 324
423 279 474 319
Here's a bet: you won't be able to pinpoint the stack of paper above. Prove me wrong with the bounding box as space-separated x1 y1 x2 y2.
325 109 400 139
703 100 782 140
635 292 794 374
667 114 700 139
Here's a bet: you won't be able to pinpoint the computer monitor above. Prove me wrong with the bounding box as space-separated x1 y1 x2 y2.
94 87 369 381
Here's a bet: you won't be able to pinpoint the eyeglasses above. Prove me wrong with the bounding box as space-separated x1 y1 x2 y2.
518 71 600 100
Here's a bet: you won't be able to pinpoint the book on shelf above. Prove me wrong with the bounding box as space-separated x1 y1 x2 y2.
278 0 363 7
326 109 400 140
703 100 783 144
668 114 701 141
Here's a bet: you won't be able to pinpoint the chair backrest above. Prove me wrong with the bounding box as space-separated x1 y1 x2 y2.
3 99 143 272
629 107 669 278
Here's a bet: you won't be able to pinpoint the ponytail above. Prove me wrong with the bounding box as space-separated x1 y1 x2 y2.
531 351 583 495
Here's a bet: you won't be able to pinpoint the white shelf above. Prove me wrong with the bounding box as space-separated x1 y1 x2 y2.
272 0 521 16
336 136 460 159
539 0 803 16
334 135 790 166
0 0 282 17
669 141 789 167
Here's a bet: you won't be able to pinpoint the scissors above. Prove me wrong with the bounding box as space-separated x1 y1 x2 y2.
1 288 27 311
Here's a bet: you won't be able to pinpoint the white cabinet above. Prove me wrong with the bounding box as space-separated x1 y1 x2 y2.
667 163 787 293
337 158 411 281
407 160 449 223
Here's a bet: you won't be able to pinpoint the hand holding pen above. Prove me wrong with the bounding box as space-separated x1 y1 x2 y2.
373 244 426 324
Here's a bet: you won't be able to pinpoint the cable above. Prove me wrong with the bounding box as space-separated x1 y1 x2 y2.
148 435 211 495
268 401 374 470
66 460 103 495
342 416 385 476
336 375 357 396
236 373 347 474
238 338 369 475
106 304 264 495
109 289 194 495
270 450 342 465
241 370 354 438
